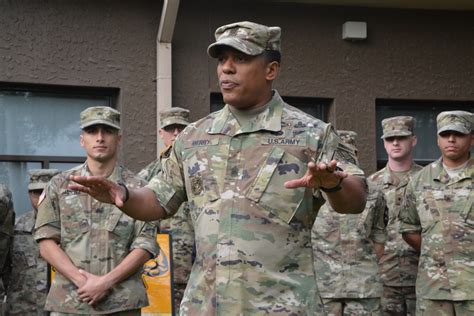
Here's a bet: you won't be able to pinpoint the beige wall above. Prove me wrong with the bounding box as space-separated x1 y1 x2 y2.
1 0 473 173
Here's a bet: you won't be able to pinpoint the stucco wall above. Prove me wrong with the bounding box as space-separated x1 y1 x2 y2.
173 1 474 173
0 0 161 171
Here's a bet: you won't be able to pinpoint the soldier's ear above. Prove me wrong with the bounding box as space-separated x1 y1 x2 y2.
265 61 280 81
80 134 85 148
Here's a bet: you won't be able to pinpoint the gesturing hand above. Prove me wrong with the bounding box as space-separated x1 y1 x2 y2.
284 160 347 190
68 176 127 207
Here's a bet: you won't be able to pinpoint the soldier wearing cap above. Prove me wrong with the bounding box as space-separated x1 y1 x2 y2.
0 184 15 316
368 116 421 315
400 110 473 315
33 106 159 315
138 107 193 314
6 169 60 315
69 21 367 315
313 130 387 315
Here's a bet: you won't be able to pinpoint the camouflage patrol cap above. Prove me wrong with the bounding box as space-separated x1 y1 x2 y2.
160 107 190 129
80 106 121 130
28 169 60 191
337 130 358 149
207 21 281 58
437 110 473 135
381 116 415 139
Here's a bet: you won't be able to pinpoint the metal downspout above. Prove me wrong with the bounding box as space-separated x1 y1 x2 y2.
156 0 180 154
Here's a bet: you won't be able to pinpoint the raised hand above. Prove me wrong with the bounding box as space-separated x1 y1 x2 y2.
284 160 347 190
68 176 126 207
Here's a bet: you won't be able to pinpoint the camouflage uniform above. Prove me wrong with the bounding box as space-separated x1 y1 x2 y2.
0 184 15 316
7 211 49 315
139 106 194 314
147 88 364 315
399 111 474 316
34 106 159 315
313 131 386 316
139 149 194 314
369 116 421 315
6 169 60 316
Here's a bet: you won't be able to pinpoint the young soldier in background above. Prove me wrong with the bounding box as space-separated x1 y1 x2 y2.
138 107 194 314
6 169 60 315
34 106 159 315
400 110 473 315
313 130 387 315
369 116 421 315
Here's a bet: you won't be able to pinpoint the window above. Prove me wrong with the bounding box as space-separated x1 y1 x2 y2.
210 93 329 120
376 99 474 169
0 83 118 216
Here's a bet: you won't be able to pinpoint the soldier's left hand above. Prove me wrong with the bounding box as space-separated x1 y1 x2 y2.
77 269 111 306
284 160 347 190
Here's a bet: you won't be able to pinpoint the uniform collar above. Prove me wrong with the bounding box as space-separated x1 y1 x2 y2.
208 90 283 136
433 156 473 184
382 163 414 185
80 162 122 182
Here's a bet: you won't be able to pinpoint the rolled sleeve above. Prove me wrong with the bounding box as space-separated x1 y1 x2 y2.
131 221 160 258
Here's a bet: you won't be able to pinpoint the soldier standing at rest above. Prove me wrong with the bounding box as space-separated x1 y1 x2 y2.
368 116 421 315
6 169 60 315
400 110 473 316
313 130 387 315
138 107 194 314
0 184 14 316
69 21 367 315
33 106 159 315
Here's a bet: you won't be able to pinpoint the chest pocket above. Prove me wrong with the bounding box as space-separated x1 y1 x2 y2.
183 148 220 199
60 193 90 243
106 208 135 243
246 146 307 224
419 187 445 232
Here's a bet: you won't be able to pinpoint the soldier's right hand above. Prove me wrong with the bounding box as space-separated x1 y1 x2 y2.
69 176 127 207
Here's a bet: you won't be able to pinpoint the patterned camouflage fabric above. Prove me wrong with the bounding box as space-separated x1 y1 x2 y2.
337 130 358 152
33 164 159 314
6 169 59 315
147 91 365 315
380 116 414 139
6 211 49 315
0 184 15 316
160 107 190 129
368 164 422 314
80 106 121 130
312 182 387 301
207 21 281 57
436 110 473 135
138 148 194 315
399 157 473 301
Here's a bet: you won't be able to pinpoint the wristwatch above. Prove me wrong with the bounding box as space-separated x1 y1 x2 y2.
320 177 344 193
117 181 130 203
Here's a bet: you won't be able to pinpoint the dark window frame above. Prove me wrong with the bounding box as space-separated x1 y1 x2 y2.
0 82 119 167
376 99 474 169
